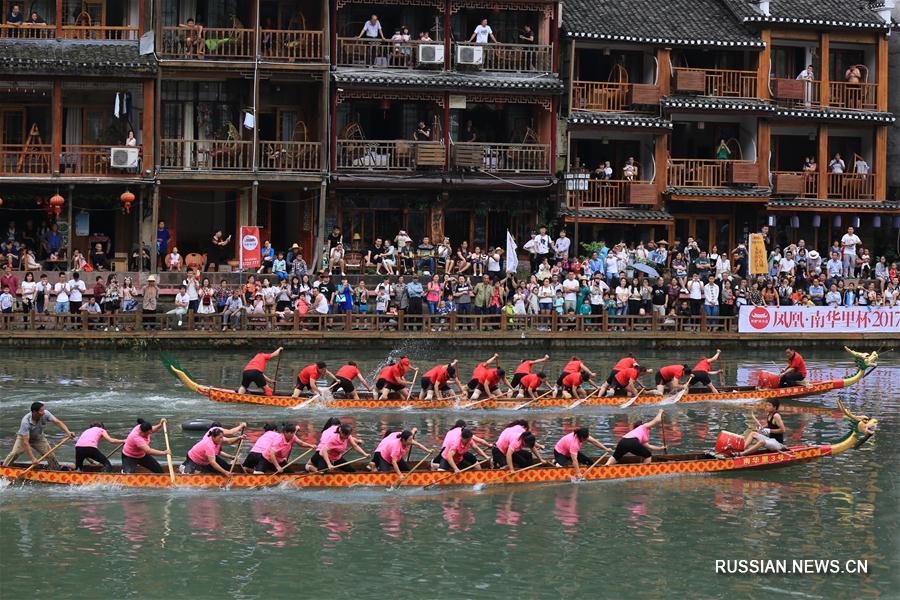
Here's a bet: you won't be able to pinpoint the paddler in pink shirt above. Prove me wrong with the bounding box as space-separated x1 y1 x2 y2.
552 427 611 479
491 419 545 472
607 409 667 465
182 428 239 477
267 422 316 472
242 423 281 472
437 425 490 473
121 418 170 474
306 418 366 473
75 421 126 471
370 428 432 482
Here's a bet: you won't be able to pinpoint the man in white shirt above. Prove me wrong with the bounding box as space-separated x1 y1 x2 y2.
561 271 579 313
67 272 86 314
688 273 703 316
554 230 571 263
359 14 384 39
468 18 497 44
183 268 200 313
778 251 796 277
533 226 551 267
840 226 861 278
829 153 845 173
703 275 720 317
168 285 190 328
53 272 69 315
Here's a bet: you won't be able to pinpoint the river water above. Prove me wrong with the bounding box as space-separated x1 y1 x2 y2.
0 346 897 599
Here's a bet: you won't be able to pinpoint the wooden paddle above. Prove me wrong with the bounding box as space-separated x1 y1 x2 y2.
228 437 245 475
16 433 73 478
390 450 434 489
513 388 553 411
161 420 176 484
271 352 282 396
577 451 610 481
406 368 420 401
104 443 125 460
424 458 491 489
660 412 669 455
619 389 645 409
459 395 495 409
660 375 693 405
298 454 370 479
566 382 601 410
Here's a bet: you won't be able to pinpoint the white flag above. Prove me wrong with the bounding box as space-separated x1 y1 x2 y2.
506 230 519 274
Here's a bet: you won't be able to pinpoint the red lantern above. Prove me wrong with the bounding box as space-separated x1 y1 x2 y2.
0 197 3 207
49 193 65 218
120 190 135 214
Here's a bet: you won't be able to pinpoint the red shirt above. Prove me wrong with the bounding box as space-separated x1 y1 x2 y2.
563 360 583 374
562 372 583 388
514 360 534 375
298 364 322 384
336 364 360 381
244 352 273 372
788 352 807 378
614 357 637 371
520 373 541 390
659 365 685 382
472 362 488 381
479 368 501 387
614 367 639 387
378 365 401 384
425 365 450 385
693 358 711 372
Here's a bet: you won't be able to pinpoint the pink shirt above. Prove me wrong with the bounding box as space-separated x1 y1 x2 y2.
76 426 106 448
376 432 405 463
623 424 650 444
554 432 585 456
496 425 526 454
250 430 281 454
317 425 348 461
273 435 302 462
122 425 150 459
441 428 472 462
187 435 221 465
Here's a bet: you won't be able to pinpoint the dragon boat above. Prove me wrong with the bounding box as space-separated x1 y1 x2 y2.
161 348 877 410
0 402 876 489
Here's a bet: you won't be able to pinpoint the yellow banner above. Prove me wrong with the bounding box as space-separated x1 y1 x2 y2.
749 233 768 275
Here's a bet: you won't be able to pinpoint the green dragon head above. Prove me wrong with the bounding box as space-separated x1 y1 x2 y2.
837 400 878 442
844 347 878 371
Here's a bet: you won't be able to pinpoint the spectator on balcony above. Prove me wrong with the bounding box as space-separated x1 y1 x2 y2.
179 19 205 57
90 243 109 271
416 237 435 274
828 153 845 173
221 289 243 331
554 230 571 264
359 14 385 39
825 251 843 287
796 65 814 106
715 140 731 160
468 19 497 44
623 158 639 181
328 242 346 276
462 121 478 143
391 26 412 64
72 249 88 273
26 11 45 25
124 130 137 147
156 220 170 263
601 161 613 180
840 226 860 278
414 121 431 142
258 240 275 274
518 25 535 44
5 3 23 25
854 156 870 176
845 65 862 84
418 31 433 42
166 246 183 272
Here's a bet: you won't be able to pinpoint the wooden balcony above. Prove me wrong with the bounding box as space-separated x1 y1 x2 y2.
827 172 874 200
1 144 52 176
672 67 758 98
771 78 821 107
0 24 55 39
336 38 431 68
260 30 325 62
259 141 322 172
667 159 757 188
453 42 552 72
336 140 446 171
453 142 549 173
571 81 660 112
160 139 253 171
159 26 256 60
772 171 818 197
59 145 142 177
566 179 657 209
828 81 877 111
61 26 139 41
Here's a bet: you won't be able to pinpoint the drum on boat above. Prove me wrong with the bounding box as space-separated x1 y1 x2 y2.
715 431 745 455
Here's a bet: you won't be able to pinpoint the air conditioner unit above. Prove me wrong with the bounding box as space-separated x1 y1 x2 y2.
110 147 140 168
456 45 484 66
418 44 444 64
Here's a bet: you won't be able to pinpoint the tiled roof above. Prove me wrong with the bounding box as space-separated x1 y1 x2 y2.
722 0 888 29
0 39 156 76
667 186 772 198
333 69 564 93
559 206 674 221
663 96 777 113
563 0 764 48
772 107 895 124
768 199 899 211
567 111 673 130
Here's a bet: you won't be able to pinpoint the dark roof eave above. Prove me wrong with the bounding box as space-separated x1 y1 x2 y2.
742 16 890 30
565 31 765 48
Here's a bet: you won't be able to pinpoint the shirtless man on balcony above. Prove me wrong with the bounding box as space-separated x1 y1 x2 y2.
179 18 205 57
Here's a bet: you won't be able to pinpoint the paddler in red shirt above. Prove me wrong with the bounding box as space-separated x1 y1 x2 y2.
375 356 417 400
611 365 650 397
554 356 596 395
596 353 640 397
654 364 692 395
691 349 722 393
291 361 337 399
467 358 510 401
779 347 808 388
419 360 464 401
328 361 371 400
515 371 548 399
237 347 283 396
510 354 549 392
561 370 592 400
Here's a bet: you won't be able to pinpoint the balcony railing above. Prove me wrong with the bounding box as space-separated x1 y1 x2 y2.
453 142 549 173
570 81 660 112
566 179 657 209
59 145 142 177
1 144 52 176
673 67 757 98
771 77 822 107
61 25 139 41
453 42 551 72
260 30 324 61
159 26 256 59
259 141 321 172
667 159 756 188
772 171 818 198
827 172 874 200
828 81 877 111
336 38 430 68
336 140 446 171
0 24 55 39
160 139 253 171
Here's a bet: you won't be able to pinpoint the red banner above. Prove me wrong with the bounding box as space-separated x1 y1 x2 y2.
239 226 261 269
739 305 900 333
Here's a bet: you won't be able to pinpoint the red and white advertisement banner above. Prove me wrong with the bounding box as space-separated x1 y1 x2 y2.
739 305 900 334
239 226 261 270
